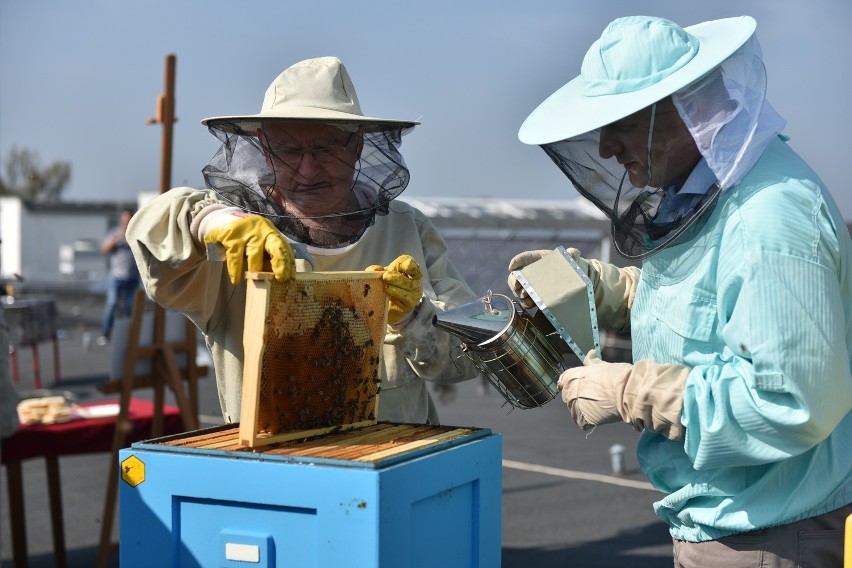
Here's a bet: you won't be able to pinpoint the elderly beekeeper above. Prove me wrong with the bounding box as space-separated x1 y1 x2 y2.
509 15 851 566
127 56 478 425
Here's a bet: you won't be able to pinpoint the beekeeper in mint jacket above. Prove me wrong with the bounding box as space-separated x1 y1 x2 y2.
508 15 851 567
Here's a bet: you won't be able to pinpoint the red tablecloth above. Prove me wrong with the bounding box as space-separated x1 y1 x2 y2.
1 398 183 463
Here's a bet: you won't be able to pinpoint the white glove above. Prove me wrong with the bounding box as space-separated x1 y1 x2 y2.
568 249 639 333
507 247 638 332
507 250 550 309
558 350 688 441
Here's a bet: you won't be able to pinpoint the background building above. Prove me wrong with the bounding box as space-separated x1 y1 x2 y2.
0 197 137 294
0 194 645 362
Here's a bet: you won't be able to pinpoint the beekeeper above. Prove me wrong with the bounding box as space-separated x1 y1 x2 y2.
127 56 478 425
508 16 851 566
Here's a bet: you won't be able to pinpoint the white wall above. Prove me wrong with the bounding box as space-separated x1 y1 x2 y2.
0 198 22 278
0 197 120 284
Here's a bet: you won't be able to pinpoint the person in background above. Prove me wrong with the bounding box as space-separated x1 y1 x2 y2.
508 15 851 567
126 56 478 425
98 207 140 346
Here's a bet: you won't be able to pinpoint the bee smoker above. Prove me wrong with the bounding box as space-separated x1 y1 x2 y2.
434 247 601 409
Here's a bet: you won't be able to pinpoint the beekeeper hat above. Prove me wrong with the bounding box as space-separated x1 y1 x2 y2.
203 56 419 134
519 15 756 144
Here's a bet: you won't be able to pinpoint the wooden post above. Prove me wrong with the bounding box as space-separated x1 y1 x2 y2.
97 53 201 568
159 54 176 195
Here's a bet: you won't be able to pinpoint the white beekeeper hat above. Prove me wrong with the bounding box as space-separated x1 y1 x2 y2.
203 56 419 134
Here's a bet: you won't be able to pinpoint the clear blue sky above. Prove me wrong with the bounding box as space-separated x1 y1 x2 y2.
2 1 851 219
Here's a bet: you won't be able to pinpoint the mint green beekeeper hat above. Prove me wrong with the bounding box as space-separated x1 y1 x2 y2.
519 15 757 145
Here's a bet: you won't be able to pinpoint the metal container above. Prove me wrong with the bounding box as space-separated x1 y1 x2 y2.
434 247 601 410
435 291 564 409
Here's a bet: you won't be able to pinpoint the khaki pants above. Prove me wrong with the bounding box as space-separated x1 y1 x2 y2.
673 504 850 568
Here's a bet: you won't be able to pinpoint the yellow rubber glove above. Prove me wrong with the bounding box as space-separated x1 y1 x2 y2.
203 214 296 285
558 350 689 441
366 254 423 326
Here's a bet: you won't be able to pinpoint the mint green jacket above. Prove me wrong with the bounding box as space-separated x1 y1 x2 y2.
634 137 852 542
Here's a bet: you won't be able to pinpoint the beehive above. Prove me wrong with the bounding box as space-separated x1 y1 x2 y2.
239 271 387 447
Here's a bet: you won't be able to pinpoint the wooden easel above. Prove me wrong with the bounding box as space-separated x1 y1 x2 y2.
96 52 190 568
95 289 207 567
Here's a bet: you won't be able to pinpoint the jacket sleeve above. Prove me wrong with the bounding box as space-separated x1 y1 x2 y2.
383 214 480 385
681 184 852 470
125 187 231 332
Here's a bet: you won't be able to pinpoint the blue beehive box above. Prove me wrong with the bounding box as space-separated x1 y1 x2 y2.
119 423 502 567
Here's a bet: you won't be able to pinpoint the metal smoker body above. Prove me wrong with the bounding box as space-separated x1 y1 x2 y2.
434 247 601 409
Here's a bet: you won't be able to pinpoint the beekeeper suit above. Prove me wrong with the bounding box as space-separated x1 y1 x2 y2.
127 56 477 425
509 16 851 566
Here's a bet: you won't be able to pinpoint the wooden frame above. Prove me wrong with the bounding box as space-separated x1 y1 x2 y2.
239 271 387 448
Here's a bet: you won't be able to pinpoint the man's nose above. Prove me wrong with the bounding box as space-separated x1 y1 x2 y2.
294 151 324 176
598 128 620 159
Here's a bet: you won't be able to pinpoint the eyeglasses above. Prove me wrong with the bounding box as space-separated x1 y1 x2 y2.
266 133 355 166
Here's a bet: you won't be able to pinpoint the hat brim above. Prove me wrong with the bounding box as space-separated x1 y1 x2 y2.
202 107 419 135
519 16 757 145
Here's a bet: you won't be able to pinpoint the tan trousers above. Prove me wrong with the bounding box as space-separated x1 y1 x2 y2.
672 504 851 568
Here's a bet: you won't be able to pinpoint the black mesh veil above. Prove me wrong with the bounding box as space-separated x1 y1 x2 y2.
202 121 412 249
542 134 722 259
537 35 783 260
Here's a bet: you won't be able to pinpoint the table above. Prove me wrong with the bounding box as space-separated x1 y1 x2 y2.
4 297 61 389
1 398 184 568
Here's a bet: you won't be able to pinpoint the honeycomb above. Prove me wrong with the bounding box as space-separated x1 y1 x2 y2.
241 271 387 444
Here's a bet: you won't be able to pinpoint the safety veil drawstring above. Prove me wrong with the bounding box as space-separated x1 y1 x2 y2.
645 102 657 186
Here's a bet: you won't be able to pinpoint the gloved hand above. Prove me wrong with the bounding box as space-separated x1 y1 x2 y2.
507 249 551 309
567 248 639 333
366 254 423 326
508 247 639 332
557 350 689 441
203 214 296 285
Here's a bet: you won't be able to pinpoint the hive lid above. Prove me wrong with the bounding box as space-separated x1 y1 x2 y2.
133 422 493 469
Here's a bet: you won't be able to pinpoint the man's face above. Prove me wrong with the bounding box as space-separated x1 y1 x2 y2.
598 97 700 189
260 122 362 215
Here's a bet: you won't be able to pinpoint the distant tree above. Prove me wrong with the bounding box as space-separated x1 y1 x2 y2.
0 146 71 202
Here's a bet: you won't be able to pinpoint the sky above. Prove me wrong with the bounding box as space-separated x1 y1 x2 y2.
2 1 851 218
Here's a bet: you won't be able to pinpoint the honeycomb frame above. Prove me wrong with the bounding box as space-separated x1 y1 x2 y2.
239 271 387 447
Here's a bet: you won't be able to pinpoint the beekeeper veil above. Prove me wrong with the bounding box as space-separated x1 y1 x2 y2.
518 16 786 259
201 56 419 250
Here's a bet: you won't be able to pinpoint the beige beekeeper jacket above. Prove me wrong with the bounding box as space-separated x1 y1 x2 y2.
126 187 479 425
